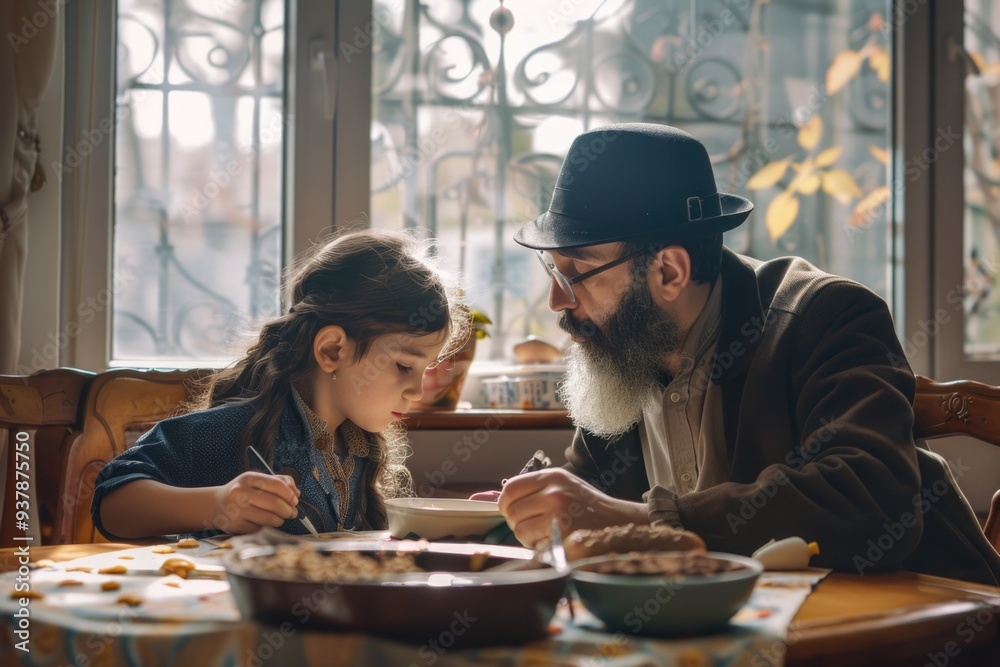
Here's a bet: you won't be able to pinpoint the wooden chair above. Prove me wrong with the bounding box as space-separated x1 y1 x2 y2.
0 368 95 546
55 369 204 544
913 374 1000 552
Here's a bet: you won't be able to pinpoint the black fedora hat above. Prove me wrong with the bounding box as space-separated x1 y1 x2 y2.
514 123 753 250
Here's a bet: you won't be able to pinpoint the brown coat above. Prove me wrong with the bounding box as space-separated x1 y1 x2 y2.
565 249 1000 585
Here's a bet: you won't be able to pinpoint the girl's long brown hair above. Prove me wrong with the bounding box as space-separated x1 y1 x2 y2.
187 230 465 529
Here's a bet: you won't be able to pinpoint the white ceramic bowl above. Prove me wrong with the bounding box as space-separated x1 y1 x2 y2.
385 498 506 540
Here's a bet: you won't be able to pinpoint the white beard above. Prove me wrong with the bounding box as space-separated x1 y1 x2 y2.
559 344 660 441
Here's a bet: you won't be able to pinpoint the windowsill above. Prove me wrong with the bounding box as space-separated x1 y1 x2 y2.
106 359 232 370
405 408 571 430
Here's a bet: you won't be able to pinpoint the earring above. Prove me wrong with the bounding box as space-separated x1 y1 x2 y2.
330 371 337 380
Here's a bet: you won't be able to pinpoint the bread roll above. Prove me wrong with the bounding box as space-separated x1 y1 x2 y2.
562 523 705 562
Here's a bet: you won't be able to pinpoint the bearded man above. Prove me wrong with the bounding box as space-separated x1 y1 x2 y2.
483 122 1000 585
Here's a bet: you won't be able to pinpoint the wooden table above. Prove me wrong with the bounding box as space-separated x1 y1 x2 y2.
3 544 1000 666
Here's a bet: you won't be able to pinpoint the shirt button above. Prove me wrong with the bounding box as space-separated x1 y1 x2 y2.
670 392 681 403
681 472 693 482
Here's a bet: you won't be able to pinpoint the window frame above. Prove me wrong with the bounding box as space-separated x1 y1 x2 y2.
56 0 370 371
47 0 985 384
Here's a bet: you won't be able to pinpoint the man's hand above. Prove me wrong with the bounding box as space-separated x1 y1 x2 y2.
498 468 648 546
211 472 301 534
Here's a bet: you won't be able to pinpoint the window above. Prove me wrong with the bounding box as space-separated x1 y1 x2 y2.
58 0 342 369
112 0 286 362
369 0 892 360
963 1 1000 360
46 0 993 385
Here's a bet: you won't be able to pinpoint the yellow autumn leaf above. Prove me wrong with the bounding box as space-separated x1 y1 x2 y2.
797 174 822 195
815 146 843 167
869 145 889 164
788 157 815 194
747 158 791 190
826 49 864 94
971 51 987 74
869 45 890 83
766 190 800 242
850 186 891 226
822 169 862 205
798 116 823 151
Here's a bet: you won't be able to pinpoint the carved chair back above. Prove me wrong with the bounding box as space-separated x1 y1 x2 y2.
56 369 203 544
913 375 1000 551
0 369 94 546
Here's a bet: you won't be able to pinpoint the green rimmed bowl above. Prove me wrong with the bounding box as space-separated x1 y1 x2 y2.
570 551 763 636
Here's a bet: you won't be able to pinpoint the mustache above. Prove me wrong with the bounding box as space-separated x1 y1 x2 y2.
558 311 600 340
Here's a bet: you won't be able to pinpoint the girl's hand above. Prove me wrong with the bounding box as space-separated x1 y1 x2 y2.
211 472 301 534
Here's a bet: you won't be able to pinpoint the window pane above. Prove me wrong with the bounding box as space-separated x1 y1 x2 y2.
370 0 893 361
965 2 1000 359
113 0 284 363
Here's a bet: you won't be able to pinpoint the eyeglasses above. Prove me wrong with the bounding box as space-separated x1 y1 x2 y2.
535 247 649 303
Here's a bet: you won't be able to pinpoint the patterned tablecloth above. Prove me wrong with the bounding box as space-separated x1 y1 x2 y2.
0 537 825 667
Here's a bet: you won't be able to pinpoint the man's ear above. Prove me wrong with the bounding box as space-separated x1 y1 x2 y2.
648 246 692 304
313 325 350 373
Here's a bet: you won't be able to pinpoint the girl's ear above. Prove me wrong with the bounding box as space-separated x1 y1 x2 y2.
313 325 350 373
648 245 691 304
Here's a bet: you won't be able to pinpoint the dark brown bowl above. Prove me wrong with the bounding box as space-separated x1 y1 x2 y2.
225 540 568 646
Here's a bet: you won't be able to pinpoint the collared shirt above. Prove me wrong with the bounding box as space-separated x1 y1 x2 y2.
291 389 368 530
641 275 729 527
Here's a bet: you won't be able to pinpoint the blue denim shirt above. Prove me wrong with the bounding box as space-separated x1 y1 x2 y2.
90 392 368 540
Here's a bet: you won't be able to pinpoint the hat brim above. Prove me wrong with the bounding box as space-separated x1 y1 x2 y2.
514 193 754 250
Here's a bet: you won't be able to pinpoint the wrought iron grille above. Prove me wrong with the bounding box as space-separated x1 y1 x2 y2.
113 0 284 362
371 0 891 359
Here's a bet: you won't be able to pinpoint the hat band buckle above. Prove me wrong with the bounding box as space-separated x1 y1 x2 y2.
687 196 703 222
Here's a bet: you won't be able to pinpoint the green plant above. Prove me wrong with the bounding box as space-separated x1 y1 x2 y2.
471 311 492 339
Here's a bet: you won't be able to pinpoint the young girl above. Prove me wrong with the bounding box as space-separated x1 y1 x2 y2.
92 230 464 539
